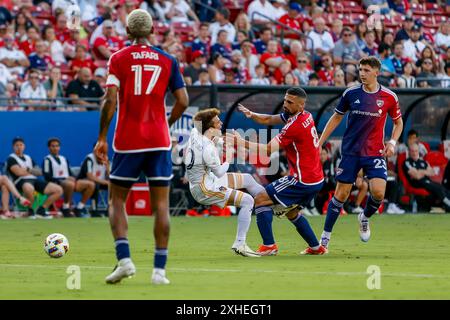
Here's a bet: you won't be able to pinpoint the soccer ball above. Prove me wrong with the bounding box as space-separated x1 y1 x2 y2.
44 233 69 258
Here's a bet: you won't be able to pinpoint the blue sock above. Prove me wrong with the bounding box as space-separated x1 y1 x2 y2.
115 238 130 261
154 248 168 269
255 206 275 245
289 213 319 247
324 197 344 233
363 195 382 218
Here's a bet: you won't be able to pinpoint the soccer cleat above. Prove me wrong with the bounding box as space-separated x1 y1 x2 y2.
36 206 53 219
186 209 200 217
231 243 261 258
61 208 73 218
300 245 328 255
27 208 36 219
358 213 371 242
151 268 170 285
74 207 89 218
300 207 313 216
256 244 278 256
310 207 321 216
2 210 15 219
105 258 136 284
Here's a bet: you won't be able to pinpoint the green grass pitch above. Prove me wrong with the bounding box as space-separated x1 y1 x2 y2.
1 214 449 300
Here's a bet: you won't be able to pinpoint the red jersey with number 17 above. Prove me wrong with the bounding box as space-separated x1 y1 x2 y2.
276 111 324 185
106 44 185 153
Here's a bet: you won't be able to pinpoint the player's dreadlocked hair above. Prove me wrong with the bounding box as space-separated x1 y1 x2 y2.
359 56 381 70
127 9 153 39
286 87 307 99
194 108 221 134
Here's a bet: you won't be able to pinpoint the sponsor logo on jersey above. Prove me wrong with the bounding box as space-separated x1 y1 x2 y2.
354 99 360 104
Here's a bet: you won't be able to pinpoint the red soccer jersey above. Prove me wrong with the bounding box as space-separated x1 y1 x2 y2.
106 44 185 153
276 111 324 184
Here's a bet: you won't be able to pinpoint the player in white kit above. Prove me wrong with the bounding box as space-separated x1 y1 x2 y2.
185 108 265 257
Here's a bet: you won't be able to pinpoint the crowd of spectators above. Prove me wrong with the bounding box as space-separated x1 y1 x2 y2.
0 0 449 109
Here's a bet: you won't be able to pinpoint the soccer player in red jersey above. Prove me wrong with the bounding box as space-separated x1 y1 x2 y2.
94 9 189 285
318 56 403 250
231 87 327 256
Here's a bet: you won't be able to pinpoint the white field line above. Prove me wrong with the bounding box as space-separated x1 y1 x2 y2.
0 264 449 279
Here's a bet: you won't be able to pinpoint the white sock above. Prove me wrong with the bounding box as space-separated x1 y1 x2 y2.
235 193 254 245
241 173 265 197
311 245 320 250
76 202 85 209
321 231 331 239
62 203 70 209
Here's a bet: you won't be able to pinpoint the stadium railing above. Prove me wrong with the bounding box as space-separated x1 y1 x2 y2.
250 12 315 64
1 85 449 144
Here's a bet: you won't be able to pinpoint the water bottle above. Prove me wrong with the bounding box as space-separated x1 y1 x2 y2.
412 200 418 214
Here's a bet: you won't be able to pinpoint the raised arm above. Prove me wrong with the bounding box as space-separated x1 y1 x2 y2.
318 112 345 148
237 104 285 126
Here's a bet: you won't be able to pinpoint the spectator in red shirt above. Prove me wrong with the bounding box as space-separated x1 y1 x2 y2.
285 39 303 69
277 2 302 40
92 20 123 61
63 29 90 60
18 26 40 56
316 53 335 86
68 44 96 75
273 59 292 84
260 39 286 75
54 10 71 44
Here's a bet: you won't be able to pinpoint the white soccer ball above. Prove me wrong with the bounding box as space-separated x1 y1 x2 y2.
44 233 69 258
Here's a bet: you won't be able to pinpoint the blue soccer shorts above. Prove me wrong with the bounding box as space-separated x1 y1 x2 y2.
110 150 173 188
265 175 324 208
335 154 387 184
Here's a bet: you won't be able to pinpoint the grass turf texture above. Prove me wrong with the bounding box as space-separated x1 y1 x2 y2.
0 214 449 300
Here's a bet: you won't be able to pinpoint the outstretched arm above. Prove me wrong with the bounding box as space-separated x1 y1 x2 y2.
226 130 280 157
318 112 345 148
238 104 285 126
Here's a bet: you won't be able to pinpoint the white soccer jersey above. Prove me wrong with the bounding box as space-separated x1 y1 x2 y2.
184 128 230 208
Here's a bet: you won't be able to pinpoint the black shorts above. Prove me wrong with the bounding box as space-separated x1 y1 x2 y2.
52 178 69 186
16 179 49 193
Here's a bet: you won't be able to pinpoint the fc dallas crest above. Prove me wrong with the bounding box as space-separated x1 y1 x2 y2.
376 100 384 108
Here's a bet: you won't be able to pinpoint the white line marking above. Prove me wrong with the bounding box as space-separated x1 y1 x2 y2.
0 264 448 279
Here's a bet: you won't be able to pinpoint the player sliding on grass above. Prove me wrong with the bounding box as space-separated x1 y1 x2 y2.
318 56 403 250
94 9 189 285
231 87 327 255
184 108 264 257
